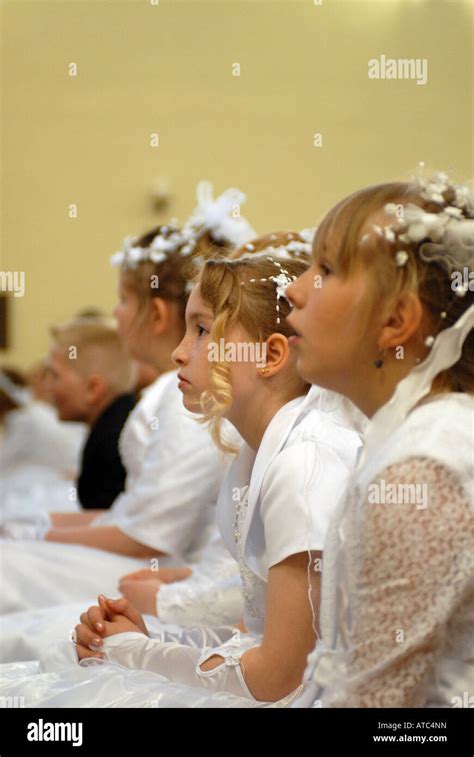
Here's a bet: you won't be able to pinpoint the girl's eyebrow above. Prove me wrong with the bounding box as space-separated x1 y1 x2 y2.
187 311 213 322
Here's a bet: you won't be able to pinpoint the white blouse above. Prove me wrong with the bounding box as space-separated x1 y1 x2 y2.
217 386 365 635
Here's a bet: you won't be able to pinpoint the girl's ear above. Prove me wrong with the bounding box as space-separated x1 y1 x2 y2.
378 291 424 351
262 333 291 375
149 297 173 337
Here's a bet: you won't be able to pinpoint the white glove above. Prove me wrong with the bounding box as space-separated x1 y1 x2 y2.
149 624 236 647
102 627 260 700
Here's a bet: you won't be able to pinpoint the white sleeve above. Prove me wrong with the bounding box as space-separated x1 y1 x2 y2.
156 529 243 626
92 406 227 556
158 572 243 627
321 458 474 708
101 629 256 699
260 440 352 569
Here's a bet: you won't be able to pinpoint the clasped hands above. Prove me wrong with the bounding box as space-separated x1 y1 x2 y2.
73 594 149 661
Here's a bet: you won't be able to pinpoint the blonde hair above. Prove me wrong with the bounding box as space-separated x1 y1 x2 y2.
50 319 134 394
197 233 310 452
313 180 474 393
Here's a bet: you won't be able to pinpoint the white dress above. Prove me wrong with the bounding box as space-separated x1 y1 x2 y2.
0 387 364 707
0 372 230 614
0 525 243 663
295 392 474 708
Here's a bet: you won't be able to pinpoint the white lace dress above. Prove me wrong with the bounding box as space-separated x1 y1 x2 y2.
0 372 230 614
294 392 474 708
0 387 363 707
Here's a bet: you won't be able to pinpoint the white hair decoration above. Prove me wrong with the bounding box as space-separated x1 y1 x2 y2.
236 231 313 324
111 181 256 270
361 171 474 352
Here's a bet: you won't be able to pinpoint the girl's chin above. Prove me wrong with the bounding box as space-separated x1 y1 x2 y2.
181 394 202 413
295 354 319 387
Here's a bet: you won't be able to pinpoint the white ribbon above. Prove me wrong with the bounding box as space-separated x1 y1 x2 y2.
360 304 474 466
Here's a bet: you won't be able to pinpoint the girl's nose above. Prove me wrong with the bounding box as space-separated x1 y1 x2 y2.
286 269 309 307
171 339 187 366
285 279 299 306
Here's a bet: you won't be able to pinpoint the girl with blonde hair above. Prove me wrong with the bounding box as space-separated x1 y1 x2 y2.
286 172 474 708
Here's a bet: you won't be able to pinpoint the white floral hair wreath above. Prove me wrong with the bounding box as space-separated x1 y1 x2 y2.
360 170 474 349
111 181 256 270
0 370 30 407
362 171 473 283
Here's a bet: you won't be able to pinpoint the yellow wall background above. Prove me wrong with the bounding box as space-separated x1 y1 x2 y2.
1 0 472 368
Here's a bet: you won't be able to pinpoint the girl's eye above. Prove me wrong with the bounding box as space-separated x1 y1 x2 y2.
197 324 208 337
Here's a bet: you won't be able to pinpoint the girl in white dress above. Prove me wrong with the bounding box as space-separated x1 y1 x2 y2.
285 172 474 707
0 182 255 615
0 235 364 706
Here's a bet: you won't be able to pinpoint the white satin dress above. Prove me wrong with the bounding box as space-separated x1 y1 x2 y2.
0 387 364 707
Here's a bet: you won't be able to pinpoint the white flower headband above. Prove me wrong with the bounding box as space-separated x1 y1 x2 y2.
361 171 473 350
241 229 314 262
111 181 256 270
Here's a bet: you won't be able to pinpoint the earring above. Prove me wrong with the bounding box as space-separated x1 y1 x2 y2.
259 367 269 375
374 349 386 368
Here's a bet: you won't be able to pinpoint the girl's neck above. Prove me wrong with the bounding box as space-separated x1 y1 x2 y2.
351 378 398 419
229 385 307 450
349 353 426 418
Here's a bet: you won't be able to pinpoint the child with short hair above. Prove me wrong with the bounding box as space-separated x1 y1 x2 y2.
48 318 136 510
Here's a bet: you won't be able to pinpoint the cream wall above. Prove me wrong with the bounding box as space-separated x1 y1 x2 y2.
1 0 472 368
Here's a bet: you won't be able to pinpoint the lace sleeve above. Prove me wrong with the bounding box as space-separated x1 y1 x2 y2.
157 539 244 627
326 457 474 708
